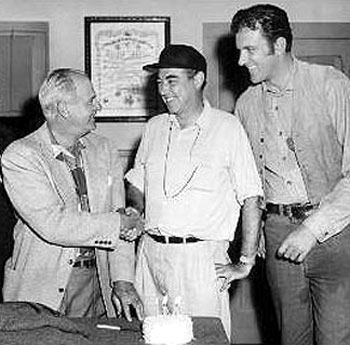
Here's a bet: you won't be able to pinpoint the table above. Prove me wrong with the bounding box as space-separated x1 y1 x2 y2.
0 301 229 345
83 316 230 345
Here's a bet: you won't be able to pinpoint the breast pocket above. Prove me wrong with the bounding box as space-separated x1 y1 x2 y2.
190 163 220 193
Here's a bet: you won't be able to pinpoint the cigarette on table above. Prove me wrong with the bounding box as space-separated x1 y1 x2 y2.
97 324 121 330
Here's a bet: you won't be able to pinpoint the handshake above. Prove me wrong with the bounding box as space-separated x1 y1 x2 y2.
118 207 145 242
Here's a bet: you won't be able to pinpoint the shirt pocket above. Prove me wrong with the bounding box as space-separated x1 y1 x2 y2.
190 162 221 193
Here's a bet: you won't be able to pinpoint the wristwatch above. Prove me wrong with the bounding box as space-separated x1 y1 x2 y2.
239 254 256 266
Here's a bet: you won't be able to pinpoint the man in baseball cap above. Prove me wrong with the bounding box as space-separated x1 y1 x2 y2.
125 43 263 341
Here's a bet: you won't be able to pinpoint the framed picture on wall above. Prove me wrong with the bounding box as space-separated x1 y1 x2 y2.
85 16 170 122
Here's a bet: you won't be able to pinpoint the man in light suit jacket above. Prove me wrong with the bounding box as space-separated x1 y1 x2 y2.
1 68 144 321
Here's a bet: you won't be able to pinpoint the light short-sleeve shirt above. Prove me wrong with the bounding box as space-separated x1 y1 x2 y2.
126 102 263 241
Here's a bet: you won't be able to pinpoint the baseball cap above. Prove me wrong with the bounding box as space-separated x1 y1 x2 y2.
143 44 207 75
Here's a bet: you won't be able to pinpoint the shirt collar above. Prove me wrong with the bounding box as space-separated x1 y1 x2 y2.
48 128 85 159
52 144 74 159
263 56 296 95
168 98 212 131
196 98 212 130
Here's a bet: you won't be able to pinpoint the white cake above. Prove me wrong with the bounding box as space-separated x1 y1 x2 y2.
143 314 193 345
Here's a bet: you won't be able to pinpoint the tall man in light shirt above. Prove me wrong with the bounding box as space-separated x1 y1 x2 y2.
231 4 350 345
125 44 263 339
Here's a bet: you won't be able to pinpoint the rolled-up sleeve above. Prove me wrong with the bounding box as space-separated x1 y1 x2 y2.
303 68 350 241
125 128 149 192
229 118 263 205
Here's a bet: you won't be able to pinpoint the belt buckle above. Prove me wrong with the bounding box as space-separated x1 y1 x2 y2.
289 204 309 224
283 204 299 224
74 258 95 268
282 204 292 218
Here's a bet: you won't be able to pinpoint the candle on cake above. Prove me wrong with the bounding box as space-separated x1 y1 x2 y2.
143 295 193 345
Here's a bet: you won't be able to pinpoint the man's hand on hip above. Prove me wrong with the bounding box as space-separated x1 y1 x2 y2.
277 224 318 263
215 262 253 292
111 280 144 321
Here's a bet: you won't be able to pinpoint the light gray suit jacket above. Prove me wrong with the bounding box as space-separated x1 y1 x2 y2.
1 123 134 316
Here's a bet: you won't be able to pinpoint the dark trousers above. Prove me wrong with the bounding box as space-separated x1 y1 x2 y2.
264 214 350 345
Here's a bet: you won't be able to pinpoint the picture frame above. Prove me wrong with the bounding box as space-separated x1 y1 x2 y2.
84 16 170 122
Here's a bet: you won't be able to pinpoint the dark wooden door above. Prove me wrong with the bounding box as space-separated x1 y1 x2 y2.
0 22 49 118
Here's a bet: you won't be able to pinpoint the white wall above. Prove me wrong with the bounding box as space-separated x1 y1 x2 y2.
1 0 349 149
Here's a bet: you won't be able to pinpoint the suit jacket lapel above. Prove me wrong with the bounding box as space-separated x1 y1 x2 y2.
80 139 101 213
35 124 77 205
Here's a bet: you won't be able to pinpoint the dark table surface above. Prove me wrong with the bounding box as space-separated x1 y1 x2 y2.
0 301 229 345
81 316 230 345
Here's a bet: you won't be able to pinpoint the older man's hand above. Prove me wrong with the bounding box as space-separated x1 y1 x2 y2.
118 207 145 241
112 280 144 322
277 224 318 263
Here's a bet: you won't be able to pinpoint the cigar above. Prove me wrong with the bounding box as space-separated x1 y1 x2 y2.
97 324 121 331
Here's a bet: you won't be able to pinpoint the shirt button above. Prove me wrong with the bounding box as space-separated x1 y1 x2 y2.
259 154 263 159
58 288 64 293
260 138 264 143
68 259 73 265
286 180 292 185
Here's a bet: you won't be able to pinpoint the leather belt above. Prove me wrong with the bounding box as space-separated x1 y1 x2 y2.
72 258 96 268
148 233 202 244
265 202 318 221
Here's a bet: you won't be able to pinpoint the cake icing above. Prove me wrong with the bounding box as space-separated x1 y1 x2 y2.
143 314 193 345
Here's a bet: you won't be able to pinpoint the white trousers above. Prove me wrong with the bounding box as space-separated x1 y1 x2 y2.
135 235 231 339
